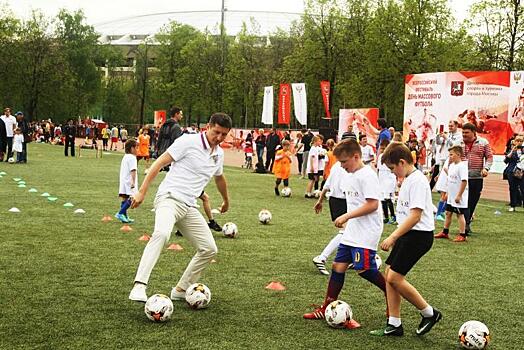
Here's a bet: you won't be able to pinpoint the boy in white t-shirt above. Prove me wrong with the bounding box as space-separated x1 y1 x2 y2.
305 135 322 198
304 139 387 329
435 146 469 242
116 139 138 223
359 134 375 165
377 140 397 224
371 142 441 337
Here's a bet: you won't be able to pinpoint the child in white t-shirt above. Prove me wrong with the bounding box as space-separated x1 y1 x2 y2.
116 139 138 223
434 158 449 221
359 134 375 165
304 139 387 329
12 128 24 163
377 140 396 224
371 142 441 337
435 146 469 242
305 135 322 198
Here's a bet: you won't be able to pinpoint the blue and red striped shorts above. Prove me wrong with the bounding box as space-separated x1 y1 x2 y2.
334 244 377 270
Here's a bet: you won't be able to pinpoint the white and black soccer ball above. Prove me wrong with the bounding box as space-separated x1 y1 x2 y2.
325 300 353 328
222 222 238 238
313 190 322 198
185 283 212 309
144 294 174 322
258 209 272 224
459 321 491 349
7 157 15 164
281 187 292 197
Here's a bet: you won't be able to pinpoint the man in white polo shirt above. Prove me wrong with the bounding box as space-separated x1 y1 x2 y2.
129 113 232 302
1 107 17 161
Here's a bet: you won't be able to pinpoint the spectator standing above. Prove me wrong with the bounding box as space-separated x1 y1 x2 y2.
0 115 6 161
265 128 281 171
63 119 77 157
0 108 16 161
120 127 128 149
462 123 493 234
341 123 357 141
15 112 30 163
156 106 184 160
110 125 119 151
504 135 524 212
295 132 304 175
301 129 314 177
255 129 266 164
101 125 110 151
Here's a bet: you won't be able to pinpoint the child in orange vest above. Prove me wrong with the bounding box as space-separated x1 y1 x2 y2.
273 140 292 195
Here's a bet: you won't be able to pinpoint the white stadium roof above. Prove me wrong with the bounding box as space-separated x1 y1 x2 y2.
95 10 303 45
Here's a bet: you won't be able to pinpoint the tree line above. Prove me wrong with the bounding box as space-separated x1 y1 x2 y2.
0 0 522 129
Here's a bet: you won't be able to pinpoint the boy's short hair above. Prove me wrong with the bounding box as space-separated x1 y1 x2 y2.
448 145 464 156
333 139 362 158
125 139 138 153
15 127 21 132
311 135 321 144
381 142 414 165
281 139 290 147
359 134 367 140
379 139 390 149
209 113 232 129
326 139 335 147
462 123 477 132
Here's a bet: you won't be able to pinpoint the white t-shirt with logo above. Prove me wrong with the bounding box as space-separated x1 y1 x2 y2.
361 144 375 163
318 147 327 171
157 132 224 207
340 165 383 250
446 161 469 208
306 146 320 173
323 162 348 199
1 115 17 137
119 154 138 195
377 154 397 200
396 170 435 231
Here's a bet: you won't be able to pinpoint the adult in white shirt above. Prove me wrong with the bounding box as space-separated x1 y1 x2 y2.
129 113 232 303
1 107 17 161
446 120 462 148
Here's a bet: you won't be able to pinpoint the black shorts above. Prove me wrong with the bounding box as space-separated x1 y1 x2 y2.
385 230 433 276
445 204 467 215
329 197 347 222
308 173 318 180
318 170 324 177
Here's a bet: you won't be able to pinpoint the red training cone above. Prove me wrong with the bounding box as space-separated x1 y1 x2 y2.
138 234 150 241
120 225 133 232
102 215 113 222
167 243 183 251
265 282 286 291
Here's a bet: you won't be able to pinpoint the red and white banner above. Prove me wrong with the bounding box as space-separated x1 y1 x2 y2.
278 83 291 125
404 71 516 154
154 110 167 127
320 80 331 119
338 108 380 147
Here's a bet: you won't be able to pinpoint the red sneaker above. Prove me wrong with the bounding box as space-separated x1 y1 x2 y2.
434 232 449 239
453 235 467 242
303 307 325 319
345 319 361 329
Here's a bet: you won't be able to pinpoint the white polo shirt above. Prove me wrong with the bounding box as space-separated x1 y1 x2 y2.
157 132 224 207
1 115 16 137
396 170 435 231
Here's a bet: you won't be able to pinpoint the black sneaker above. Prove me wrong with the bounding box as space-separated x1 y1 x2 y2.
383 218 389 224
416 308 442 335
208 220 222 232
465 225 472 236
370 323 404 336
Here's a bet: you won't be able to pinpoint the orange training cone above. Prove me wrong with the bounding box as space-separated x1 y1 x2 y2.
120 225 133 232
138 234 150 241
265 281 286 291
102 215 113 222
167 243 183 251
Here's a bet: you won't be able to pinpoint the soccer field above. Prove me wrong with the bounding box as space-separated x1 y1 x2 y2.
0 143 522 349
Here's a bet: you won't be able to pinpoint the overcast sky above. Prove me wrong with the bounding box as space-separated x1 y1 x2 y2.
5 0 476 24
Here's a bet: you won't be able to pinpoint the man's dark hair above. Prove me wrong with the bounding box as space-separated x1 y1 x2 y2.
168 106 181 118
378 118 387 129
462 123 477 133
209 113 232 129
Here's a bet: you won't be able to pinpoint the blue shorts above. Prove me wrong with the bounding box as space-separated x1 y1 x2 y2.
334 244 377 270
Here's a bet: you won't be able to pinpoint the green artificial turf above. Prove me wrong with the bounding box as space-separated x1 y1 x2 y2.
0 143 522 349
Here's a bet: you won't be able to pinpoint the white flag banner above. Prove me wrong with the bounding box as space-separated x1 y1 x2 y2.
261 86 274 125
292 83 307 126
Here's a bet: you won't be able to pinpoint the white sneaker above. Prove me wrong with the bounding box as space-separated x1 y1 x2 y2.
170 288 186 301
312 255 330 276
509 207 516 212
128 283 148 302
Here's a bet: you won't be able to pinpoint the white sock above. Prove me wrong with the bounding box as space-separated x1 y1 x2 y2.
388 316 401 327
420 305 434 318
320 233 342 261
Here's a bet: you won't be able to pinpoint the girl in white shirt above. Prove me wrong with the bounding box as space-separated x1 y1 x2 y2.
12 128 24 163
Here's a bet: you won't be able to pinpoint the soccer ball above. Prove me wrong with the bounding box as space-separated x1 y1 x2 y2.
313 190 322 198
325 300 353 328
459 321 491 349
185 283 212 309
7 157 14 163
222 222 238 238
281 187 292 197
258 209 272 224
144 294 174 322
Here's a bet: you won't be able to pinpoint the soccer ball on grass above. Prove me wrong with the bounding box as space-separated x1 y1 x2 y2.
144 294 173 322
185 283 212 309
222 222 238 238
325 300 353 328
258 209 272 224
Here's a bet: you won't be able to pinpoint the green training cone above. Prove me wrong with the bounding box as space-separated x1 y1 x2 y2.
28 188 38 193
47 197 58 202
63 202 74 208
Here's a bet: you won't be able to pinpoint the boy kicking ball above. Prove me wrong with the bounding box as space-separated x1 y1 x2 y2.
371 142 441 337
303 139 387 329
116 139 138 223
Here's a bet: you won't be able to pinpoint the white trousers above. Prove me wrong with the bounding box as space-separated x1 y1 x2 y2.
134 193 217 290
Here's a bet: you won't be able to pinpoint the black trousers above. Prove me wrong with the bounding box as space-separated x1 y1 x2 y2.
296 154 303 173
5 137 13 160
265 149 276 171
508 174 524 207
429 164 440 190
64 136 75 156
466 178 483 226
